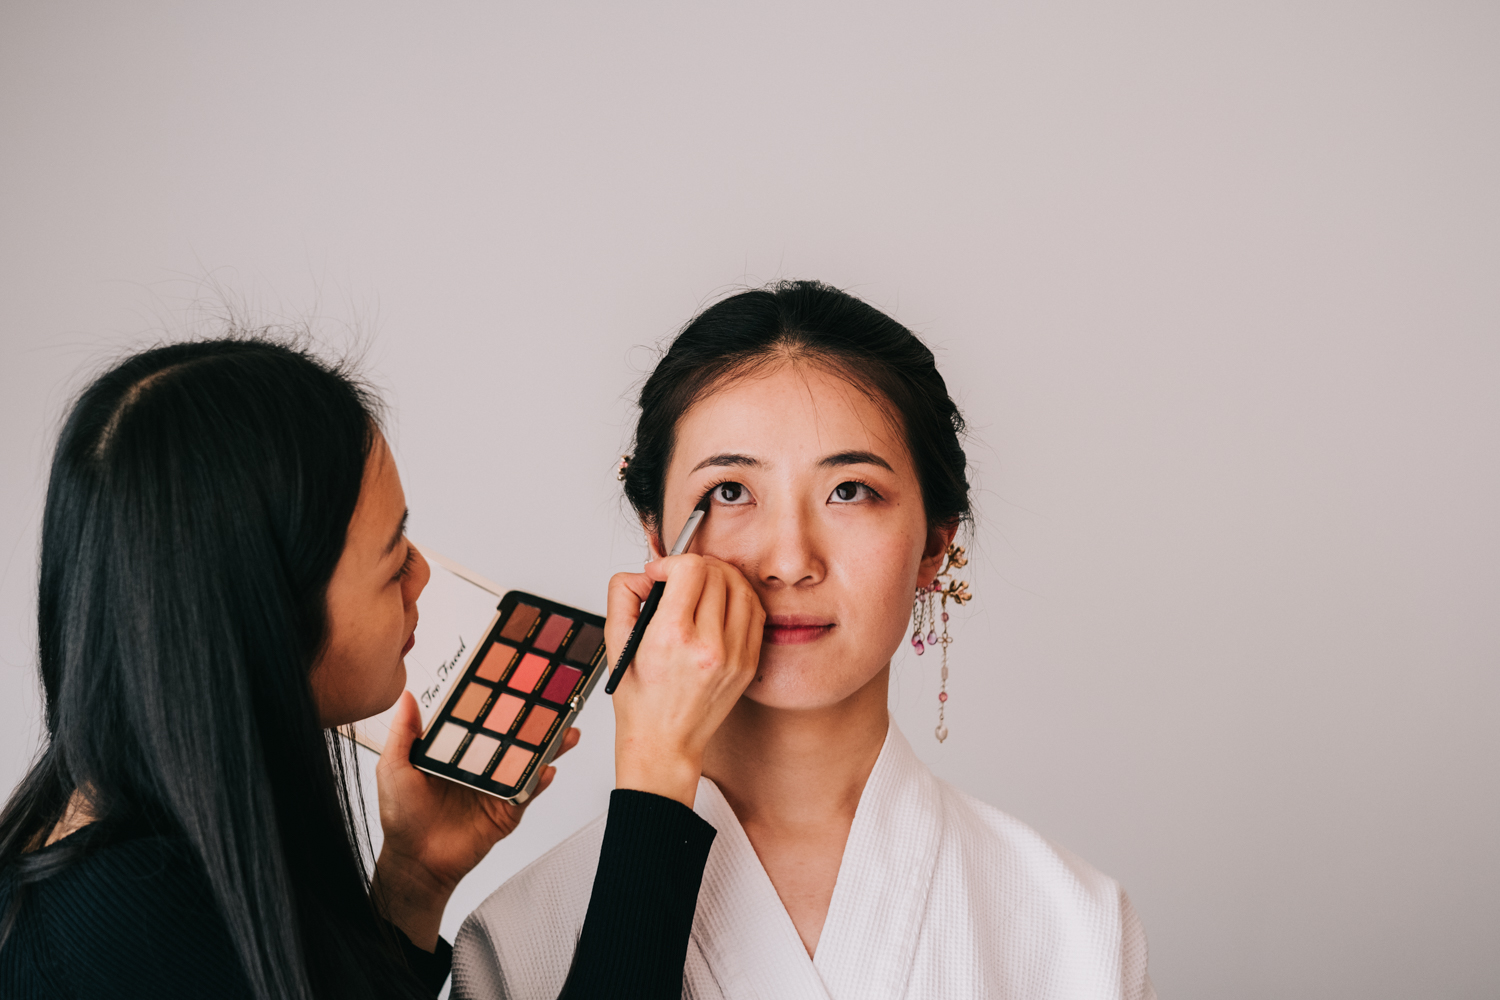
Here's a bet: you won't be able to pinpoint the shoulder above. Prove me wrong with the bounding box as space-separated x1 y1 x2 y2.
936 780 1124 905
453 811 609 1000
928 780 1154 997
0 833 252 1000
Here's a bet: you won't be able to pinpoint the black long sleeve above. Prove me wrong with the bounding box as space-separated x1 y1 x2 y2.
559 789 717 999
0 791 714 999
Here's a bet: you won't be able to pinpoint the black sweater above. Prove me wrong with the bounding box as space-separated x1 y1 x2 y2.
0 789 714 999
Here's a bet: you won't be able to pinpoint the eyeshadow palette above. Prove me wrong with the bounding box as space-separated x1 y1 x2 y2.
410 591 608 803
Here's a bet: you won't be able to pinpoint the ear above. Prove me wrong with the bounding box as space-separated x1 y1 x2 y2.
643 520 667 561
914 522 959 591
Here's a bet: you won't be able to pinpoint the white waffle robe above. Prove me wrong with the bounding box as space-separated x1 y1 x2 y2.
453 721 1155 1000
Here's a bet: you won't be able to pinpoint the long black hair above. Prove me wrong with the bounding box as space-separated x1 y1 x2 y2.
623 280 972 536
0 337 428 1000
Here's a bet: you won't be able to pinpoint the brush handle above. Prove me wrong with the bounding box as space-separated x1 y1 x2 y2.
603 579 666 694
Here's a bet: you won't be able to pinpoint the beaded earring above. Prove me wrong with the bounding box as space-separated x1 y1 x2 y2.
912 544 971 743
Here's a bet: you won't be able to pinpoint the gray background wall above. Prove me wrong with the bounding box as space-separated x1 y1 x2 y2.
3 2 1497 997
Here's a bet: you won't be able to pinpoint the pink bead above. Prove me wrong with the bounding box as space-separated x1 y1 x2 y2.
941 612 949 622
914 640 925 654
927 630 937 644
938 691 947 702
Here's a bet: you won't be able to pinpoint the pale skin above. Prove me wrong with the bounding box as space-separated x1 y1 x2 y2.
49 431 761 954
612 361 955 957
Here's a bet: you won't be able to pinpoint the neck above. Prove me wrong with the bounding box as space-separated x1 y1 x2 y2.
702 664 890 828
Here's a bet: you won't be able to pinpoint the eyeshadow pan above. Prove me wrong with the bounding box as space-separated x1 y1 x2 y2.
493 745 534 786
516 704 558 745
426 722 468 764
565 624 605 664
508 653 550 694
482 693 525 734
457 734 501 774
449 682 492 723
541 664 583 704
532 614 573 653
474 643 517 682
499 603 541 642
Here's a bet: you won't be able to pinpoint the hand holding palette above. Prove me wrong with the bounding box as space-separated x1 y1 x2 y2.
410 591 607 804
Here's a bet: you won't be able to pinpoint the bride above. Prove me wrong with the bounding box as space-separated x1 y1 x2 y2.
454 281 1154 1000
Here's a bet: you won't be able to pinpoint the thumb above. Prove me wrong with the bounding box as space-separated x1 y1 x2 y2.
381 690 423 761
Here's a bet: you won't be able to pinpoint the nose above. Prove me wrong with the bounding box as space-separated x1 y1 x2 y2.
404 544 432 609
751 495 826 590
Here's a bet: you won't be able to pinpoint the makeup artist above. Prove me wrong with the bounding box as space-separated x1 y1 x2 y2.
0 338 763 1000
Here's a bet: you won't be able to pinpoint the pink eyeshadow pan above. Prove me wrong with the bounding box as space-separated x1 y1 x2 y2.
426 722 468 764
541 664 583 704
457 734 501 774
449 682 492 723
532 614 574 653
482 693 525 734
508 653 550 694
516 704 558 745
474 643 517 682
493 745 534 787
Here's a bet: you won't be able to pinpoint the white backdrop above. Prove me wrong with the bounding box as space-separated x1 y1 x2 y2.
2 3 1497 997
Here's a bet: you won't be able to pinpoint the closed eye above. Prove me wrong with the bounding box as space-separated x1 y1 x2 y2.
393 543 416 582
828 480 882 504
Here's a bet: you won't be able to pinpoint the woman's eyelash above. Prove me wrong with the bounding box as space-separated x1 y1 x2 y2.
394 544 416 581
831 478 884 502
704 479 751 504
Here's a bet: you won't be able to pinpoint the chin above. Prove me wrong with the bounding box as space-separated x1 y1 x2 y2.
372 660 408 714
742 660 881 711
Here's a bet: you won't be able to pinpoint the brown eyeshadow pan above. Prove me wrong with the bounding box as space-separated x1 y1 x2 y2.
449 682 492 723
565 623 605 664
499 602 541 642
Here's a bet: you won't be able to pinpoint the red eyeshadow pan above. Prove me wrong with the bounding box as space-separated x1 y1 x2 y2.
532 614 574 653
508 653 549 694
541 664 583 704
516 705 558 745
474 643 516 682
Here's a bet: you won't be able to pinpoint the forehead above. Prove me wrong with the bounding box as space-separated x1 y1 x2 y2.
350 434 404 535
672 363 911 470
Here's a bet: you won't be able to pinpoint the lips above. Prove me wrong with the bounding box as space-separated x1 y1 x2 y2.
401 631 416 656
763 615 835 645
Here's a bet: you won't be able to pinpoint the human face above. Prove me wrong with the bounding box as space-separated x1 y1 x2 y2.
312 433 431 727
659 363 955 710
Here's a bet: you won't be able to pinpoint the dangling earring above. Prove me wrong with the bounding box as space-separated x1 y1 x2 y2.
912 544 971 743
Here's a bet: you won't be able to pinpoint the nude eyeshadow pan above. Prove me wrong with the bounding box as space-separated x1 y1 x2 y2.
409 592 608 803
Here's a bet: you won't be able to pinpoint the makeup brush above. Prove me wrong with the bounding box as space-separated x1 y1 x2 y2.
603 494 712 694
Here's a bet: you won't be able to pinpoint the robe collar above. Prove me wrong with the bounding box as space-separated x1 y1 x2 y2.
690 719 944 1000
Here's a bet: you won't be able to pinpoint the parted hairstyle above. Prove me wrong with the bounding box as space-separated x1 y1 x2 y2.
0 338 428 1000
622 280 972 539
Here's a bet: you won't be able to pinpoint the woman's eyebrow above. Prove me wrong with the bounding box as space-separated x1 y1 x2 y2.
818 450 893 472
384 509 409 555
690 453 759 473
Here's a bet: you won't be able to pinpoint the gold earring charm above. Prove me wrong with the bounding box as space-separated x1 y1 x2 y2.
912 544 971 743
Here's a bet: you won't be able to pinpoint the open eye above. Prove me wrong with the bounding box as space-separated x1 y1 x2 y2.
829 481 878 504
710 481 752 505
